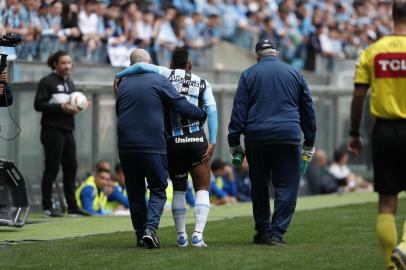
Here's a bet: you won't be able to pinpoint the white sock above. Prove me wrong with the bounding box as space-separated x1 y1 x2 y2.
172 191 187 238
193 190 210 239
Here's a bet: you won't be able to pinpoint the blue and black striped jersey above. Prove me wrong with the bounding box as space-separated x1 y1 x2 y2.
156 66 216 138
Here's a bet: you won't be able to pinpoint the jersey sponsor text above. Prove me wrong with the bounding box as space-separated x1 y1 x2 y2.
375 53 406 78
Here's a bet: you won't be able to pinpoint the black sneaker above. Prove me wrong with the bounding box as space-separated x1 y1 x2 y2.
43 208 64 218
136 238 145 248
253 232 272 245
67 208 92 217
269 233 287 246
142 228 160 249
135 232 144 247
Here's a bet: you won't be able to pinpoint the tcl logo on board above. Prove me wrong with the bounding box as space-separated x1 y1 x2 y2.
375 53 406 78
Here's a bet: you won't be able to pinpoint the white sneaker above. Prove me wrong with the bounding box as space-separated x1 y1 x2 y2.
176 234 188 247
191 235 207 247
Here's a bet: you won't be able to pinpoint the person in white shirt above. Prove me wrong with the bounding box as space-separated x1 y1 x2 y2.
136 10 154 48
78 0 100 60
329 148 372 192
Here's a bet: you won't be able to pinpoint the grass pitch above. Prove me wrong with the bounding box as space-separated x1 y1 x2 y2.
0 193 404 269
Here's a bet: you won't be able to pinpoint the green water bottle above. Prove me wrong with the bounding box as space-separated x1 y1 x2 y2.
232 151 245 166
300 153 311 175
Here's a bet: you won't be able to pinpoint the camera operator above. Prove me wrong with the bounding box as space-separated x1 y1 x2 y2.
0 70 13 107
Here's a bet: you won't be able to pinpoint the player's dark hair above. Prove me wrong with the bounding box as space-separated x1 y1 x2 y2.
115 162 122 173
47 50 69 70
393 0 406 23
171 48 189 69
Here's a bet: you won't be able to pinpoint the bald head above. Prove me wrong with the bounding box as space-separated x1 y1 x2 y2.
130 49 151 65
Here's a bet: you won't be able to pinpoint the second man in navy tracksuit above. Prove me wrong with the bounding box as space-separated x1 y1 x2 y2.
228 40 316 245
116 49 206 249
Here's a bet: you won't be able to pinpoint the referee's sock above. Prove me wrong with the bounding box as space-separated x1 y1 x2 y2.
172 191 187 238
377 213 397 268
193 190 210 239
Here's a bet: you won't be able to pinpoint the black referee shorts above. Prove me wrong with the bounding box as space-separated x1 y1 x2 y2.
167 130 208 182
372 118 406 196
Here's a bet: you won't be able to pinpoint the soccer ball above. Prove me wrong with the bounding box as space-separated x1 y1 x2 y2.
70 92 88 110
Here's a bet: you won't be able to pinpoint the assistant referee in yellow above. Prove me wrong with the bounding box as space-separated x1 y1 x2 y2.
348 1 406 269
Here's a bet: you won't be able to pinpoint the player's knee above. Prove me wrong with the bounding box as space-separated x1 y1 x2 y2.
191 165 210 185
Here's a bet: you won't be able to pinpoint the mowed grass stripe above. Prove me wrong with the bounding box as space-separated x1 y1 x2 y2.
2 199 404 270
0 192 393 242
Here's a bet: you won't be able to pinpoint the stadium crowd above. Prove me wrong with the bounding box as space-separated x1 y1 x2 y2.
0 0 394 69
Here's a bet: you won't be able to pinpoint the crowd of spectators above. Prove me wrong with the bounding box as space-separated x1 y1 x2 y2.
0 0 394 69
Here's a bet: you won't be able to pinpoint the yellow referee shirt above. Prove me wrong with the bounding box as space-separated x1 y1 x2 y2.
354 35 406 119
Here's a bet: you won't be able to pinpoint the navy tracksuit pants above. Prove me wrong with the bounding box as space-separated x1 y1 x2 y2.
245 143 301 236
119 152 168 239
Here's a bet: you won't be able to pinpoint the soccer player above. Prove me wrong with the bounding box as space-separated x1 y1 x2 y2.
115 48 217 247
348 1 406 269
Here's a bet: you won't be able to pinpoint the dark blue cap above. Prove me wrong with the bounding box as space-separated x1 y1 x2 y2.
255 39 277 53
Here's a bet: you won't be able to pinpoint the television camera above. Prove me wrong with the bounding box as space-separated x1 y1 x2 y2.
0 34 28 227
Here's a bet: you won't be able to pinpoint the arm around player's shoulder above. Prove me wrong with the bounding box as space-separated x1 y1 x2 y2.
202 80 217 107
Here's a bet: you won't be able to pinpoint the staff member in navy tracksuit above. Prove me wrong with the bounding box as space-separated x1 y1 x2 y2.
228 40 316 245
116 49 207 249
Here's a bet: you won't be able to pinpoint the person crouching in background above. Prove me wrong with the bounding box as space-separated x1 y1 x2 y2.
209 159 237 205
75 168 111 216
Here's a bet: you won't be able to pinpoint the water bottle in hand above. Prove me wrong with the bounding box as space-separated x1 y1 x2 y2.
300 154 311 174
300 146 315 175
232 151 245 166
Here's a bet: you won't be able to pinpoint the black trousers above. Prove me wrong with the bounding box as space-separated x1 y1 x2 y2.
40 127 78 210
245 143 301 236
119 152 168 239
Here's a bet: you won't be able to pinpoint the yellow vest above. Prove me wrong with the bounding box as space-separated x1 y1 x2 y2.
215 176 224 190
145 179 173 205
105 182 127 210
75 176 107 213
